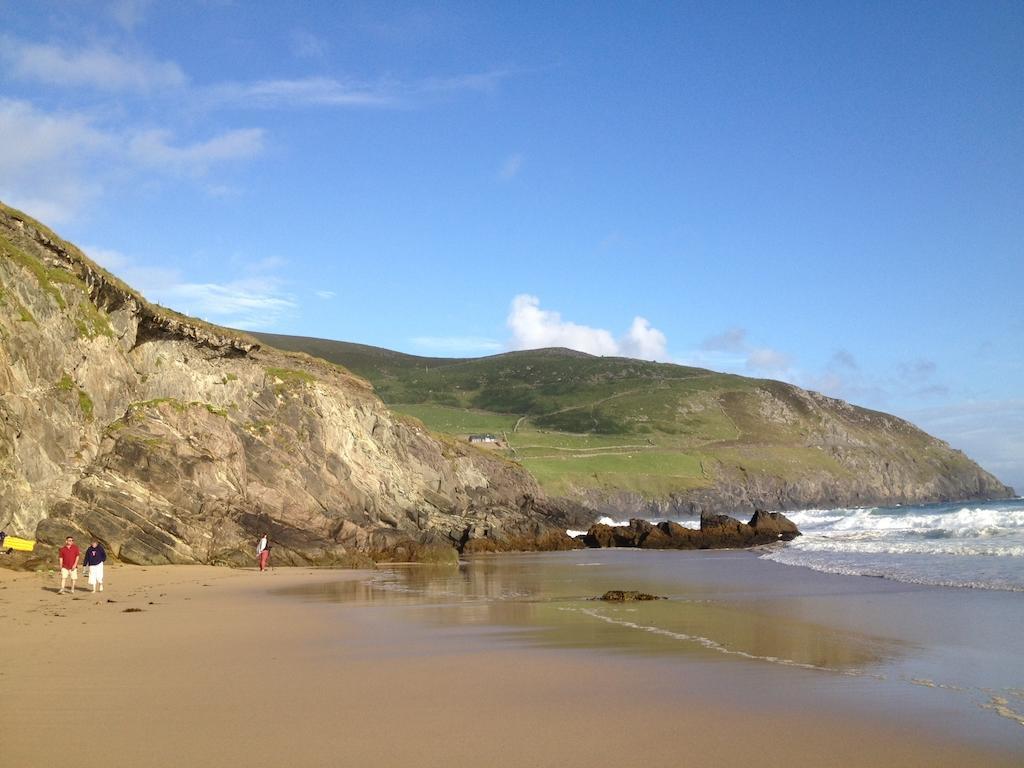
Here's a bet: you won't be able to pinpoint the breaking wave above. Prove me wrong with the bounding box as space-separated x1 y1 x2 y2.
761 499 1024 591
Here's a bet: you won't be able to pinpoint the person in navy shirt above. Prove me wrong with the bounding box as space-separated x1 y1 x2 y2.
83 539 106 593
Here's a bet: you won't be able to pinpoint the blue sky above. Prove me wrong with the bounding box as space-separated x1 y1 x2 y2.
1 1 1021 490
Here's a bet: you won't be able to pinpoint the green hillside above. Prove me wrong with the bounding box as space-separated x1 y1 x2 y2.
252 333 1008 508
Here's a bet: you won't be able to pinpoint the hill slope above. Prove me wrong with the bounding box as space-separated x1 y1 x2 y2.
255 332 1015 517
0 203 588 566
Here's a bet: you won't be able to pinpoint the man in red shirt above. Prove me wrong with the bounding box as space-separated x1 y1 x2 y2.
58 536 80 594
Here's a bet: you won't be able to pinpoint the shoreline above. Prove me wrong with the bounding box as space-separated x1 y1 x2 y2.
2 561 1021 767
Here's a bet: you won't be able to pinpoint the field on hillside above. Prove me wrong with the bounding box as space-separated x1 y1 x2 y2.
394 404 518 435
385 400 720 497
253 333 946 502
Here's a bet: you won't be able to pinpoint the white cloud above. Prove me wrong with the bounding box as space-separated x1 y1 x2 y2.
2 32 512 109
507 295 618 356
0 99 111 221
86 245 183 297
499 153 524 180
1 188 97 226
86 246 295 330
212 77 395 108
128 128 265 174
620 317 667 360
315 290 336 300
411 336 503 354
0 29 517 220
1 37 185 92
161 278 295 330
0 100 111 169
207 69 514 110
0 99 264 219
506 294 668 360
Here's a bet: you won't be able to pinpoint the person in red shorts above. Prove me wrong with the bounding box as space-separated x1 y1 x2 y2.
58 536 80 594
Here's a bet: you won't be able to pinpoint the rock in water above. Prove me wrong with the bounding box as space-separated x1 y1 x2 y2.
599 591 665 601
747 509 801 541
582 510 801 550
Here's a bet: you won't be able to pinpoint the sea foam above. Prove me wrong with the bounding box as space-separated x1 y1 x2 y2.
761 499 1024 591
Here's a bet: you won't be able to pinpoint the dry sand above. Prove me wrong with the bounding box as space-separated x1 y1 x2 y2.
1 564 1019 768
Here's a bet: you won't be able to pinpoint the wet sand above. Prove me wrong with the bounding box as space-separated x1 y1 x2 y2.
1 558 1021 767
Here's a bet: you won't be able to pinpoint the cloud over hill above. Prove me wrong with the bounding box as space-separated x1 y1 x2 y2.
507 294 667 361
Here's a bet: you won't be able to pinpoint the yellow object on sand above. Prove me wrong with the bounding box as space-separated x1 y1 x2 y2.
3 536 35 552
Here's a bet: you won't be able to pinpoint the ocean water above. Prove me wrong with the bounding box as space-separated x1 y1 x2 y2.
571 500 1024 591
280 547 1024 748
760 498 1024 592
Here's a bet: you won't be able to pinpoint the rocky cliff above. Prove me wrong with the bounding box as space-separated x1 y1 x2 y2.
0 204 590 566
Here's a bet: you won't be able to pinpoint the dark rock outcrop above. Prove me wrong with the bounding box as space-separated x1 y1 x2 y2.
582 510 800 550
598 591 665 601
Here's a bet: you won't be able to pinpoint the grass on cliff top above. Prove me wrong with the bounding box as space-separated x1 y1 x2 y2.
1 231 116 340
1 203 141 308
1 232 77 310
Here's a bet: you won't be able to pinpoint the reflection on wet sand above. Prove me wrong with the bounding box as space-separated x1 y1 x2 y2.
275 553 903 674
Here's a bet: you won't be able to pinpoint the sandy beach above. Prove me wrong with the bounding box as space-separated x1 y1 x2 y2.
1 559 1021 768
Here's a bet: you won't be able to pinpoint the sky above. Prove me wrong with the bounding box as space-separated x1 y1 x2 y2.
1 1 1021 490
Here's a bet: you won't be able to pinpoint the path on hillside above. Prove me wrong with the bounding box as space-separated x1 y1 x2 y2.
718 403 743 440
525 450 661 460
512 387 651 432
518 444 654 452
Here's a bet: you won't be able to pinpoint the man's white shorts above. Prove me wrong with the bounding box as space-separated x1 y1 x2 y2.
61 567 78 580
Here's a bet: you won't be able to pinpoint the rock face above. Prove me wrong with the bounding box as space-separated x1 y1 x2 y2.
581 510 800 550
579 454 1015 520
0 204 591 566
